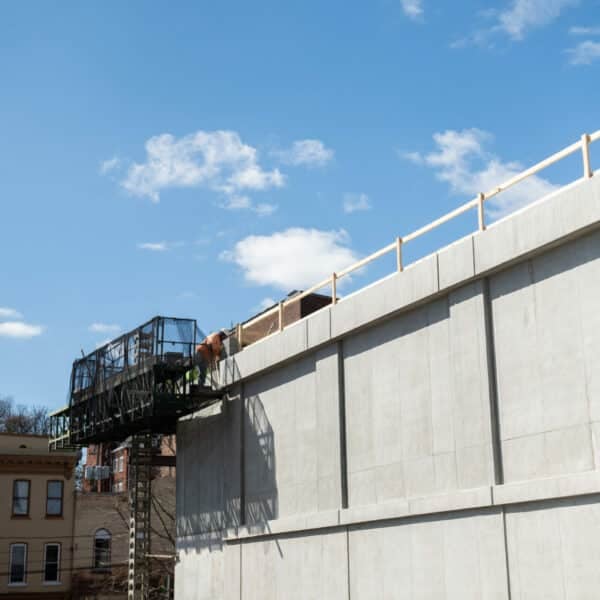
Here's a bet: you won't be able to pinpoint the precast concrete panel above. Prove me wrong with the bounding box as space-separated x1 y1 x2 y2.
239 529 348 600
243 346 341 528
344 282 494 507
175 535 240 600
491 230 600 482
505 495 600 599
348 509 509 600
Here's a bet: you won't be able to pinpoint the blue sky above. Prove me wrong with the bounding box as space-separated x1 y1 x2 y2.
1 0 599 410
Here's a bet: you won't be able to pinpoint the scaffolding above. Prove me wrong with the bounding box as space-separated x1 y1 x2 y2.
49 316 226 600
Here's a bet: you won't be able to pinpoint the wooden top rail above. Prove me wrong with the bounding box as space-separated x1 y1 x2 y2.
236 130 599 346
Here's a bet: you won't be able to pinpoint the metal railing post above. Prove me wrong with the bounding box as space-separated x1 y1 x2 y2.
278 302 284 331
582 133 593 179
477 193 486 231
396 237 403 272
332 273 338 304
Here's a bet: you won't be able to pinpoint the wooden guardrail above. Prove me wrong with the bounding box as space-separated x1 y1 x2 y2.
236 130 599 346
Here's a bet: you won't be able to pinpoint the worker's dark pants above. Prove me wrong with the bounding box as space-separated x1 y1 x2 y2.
197 357 208 386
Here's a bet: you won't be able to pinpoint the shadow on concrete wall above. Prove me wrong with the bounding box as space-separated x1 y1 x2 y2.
244 393 278 533
176 388 279 553
177 401 241 552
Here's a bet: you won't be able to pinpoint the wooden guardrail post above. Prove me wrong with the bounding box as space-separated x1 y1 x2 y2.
331 273 338 304
477 193 486 231
582 133 593 179
396 237 403 272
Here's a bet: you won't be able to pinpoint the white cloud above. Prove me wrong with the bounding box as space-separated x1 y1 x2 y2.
254 203 278 217
0 308 43 339
137 242 169 251
89 323 121 334
454 0 578 47
221 228 359 291
343 193 372 213
405 128 558 218
275 139 334 167
497 0 578 39
566 40 600 64
221 195 277 216
120 130 285 203
100 156 121 174
136 241 184 251
0 322 44 339
226 165 284 190
400 0 423 20
0 307 23 319
569 26 600 36
222 195 252 210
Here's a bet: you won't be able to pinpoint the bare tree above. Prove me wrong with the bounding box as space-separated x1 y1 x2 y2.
0 396 50 434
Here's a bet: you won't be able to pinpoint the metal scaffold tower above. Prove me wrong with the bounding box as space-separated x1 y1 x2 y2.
48 316 226 600
128 433 153 600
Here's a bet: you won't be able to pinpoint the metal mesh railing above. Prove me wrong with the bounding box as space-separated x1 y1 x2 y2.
70 317 198 397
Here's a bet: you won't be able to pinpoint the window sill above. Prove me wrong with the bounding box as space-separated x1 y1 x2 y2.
45 515 64 519
8 582 27 587
43 581 62 586
11 515 30 519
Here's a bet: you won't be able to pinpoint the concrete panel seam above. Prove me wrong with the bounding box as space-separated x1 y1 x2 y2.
337 340 349 509
501 507 514 600
482 276 504 485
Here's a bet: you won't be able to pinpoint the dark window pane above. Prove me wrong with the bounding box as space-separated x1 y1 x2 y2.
46 545 59 562
13 480 30 515
13 498 28 515
10 545 26 583
15 481 29 496
47 481 62 498
44 544 60 582
44 562 58 582
94 537 111 569
47 498 62 515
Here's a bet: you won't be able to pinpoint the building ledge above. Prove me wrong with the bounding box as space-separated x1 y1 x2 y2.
212 469 600 543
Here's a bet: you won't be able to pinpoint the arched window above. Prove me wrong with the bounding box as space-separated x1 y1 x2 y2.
93 529 111 571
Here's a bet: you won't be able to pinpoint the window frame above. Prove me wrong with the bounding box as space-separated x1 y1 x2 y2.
42 543 61 584
12 480 31 517
8 542 27 586
93 529 112 572
46 480 64 517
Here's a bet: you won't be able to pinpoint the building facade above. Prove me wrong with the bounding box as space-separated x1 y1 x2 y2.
74 436 177 598
0 433 77 599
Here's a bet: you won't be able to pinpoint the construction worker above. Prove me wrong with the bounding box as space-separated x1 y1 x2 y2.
195 330 227 386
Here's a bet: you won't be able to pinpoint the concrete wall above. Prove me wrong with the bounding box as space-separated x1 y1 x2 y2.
176 174 600 599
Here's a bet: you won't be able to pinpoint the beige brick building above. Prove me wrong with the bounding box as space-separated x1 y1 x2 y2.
0 433 77 598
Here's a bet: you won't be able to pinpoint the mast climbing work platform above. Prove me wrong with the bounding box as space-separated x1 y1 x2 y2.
49 316 224 449
48 316 226 600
